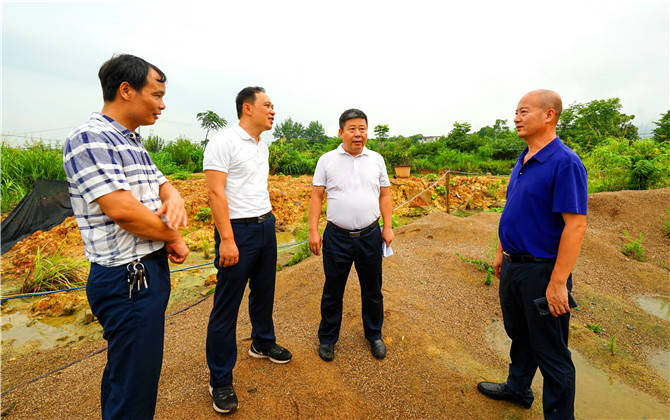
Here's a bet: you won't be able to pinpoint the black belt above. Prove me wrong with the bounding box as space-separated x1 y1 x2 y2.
140 246 167 262
503 251 555 264
230 211 273 224
327 219 379 238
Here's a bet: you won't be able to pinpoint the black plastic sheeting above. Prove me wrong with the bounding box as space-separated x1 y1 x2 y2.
1 179 73 254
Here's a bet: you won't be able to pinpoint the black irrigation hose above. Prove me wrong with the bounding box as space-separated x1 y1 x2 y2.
0 293 214 397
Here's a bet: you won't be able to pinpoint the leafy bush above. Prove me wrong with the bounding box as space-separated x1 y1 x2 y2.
143 135 165 153
435 185 446 195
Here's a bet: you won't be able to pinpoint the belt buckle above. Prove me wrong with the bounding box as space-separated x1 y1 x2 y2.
257 213 269 223
349 231 361 238
502 251 511 262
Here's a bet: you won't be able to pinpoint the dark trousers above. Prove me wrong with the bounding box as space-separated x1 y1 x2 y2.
318 223 384 344
86 256 171 420
206 214 277 387
499 258 575 420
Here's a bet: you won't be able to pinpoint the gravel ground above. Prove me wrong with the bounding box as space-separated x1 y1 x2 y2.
2 188 669 419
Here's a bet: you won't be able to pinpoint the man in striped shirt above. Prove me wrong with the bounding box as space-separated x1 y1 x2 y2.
63 54 189 420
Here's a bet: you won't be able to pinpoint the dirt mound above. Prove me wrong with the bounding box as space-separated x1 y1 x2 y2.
1 174 507 280
30 293 86 317
3 188 668 419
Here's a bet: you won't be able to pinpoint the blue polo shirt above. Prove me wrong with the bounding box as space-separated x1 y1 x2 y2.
499 137 587 259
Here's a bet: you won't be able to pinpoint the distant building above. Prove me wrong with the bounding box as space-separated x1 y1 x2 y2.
417 135 441 144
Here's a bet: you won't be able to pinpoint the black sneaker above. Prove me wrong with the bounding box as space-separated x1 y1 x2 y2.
209 384 238 414
248 343 292 364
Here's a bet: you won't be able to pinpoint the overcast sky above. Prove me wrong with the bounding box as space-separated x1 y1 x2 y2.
2 0 668 146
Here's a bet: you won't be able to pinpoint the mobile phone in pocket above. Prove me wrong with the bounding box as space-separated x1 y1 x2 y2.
533 294 578 316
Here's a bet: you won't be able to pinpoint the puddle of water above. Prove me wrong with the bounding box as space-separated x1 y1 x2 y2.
635 295 670 322
649 350 670 383
1 311 100 356
488 320 669 419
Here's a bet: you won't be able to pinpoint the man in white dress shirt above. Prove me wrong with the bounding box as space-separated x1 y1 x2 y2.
203 86 292 414
308 108 394 361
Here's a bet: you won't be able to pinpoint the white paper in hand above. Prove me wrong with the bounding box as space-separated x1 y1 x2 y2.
382 242 394 258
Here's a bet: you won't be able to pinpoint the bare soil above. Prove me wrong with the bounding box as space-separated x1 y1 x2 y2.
1 180 668 419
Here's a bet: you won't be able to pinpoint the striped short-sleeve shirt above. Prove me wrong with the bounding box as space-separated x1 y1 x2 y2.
63 113 168 266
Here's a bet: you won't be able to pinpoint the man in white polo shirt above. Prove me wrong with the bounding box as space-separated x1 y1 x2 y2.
308 108 394 362
203 86 292 415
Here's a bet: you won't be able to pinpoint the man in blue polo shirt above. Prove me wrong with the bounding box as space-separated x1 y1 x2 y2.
63 54 189 419
477 90 587 420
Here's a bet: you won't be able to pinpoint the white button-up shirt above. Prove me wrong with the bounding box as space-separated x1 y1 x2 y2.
203 125 272 219
313 144 390 230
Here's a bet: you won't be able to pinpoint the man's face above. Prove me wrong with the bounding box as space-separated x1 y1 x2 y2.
248 92 275 132
129 68 166 127
339 118 368 156
514 93 549 140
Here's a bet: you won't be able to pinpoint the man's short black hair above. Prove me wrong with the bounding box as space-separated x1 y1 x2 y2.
98 54 166 102
339 109 368 129
236 86 265 118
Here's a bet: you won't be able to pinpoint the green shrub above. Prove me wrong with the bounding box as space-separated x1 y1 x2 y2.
143 135 165 153
172 171 191 180
435 185 446 195
425 173 438 182
621 231 645 261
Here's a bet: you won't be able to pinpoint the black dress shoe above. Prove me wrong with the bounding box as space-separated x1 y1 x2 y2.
319 343 334 361
370 339 386 359
477 382 532 409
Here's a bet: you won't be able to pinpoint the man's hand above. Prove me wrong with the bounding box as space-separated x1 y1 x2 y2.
546 277 570 317
155 195 187 230
309 230 322 256
218 238 239 267
493 247 503 279
381 226 394 247
166 237 189 264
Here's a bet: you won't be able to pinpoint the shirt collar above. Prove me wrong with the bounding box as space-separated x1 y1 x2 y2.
234 124 258 143
520 136 561 165
337 144 370 157
92 112 142 142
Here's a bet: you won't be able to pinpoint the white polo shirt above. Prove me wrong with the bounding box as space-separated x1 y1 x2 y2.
203 125 272 219
313 144 390 230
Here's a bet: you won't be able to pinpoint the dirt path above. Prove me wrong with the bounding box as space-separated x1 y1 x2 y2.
2 188 669 419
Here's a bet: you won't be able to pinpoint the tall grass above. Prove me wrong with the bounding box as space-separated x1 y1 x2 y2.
1 140 66 212
22 245 88 292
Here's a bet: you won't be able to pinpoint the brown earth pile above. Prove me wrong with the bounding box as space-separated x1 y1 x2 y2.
1 174 507 281
1 188 668 419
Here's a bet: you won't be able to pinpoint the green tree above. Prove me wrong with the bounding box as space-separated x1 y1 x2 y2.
652 110 670 143
374 124 390 149
196 110 227 146
557 98 638 151
304 121 327 144
273 117 305 140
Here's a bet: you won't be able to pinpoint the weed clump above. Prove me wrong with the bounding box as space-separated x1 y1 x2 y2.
22 246 87 293
621 230 645 261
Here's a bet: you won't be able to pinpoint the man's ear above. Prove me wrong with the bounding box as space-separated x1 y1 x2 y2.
117 81 134 101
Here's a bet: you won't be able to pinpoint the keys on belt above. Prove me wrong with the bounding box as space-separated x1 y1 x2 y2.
126 260 148 298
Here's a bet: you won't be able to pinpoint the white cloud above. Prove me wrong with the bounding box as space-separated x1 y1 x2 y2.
2 0 667 144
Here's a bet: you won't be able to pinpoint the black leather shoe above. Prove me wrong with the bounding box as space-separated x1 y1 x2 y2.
319 343 334 361
477 382 532 409
370 339 386 359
